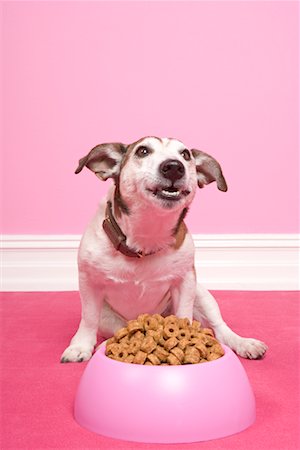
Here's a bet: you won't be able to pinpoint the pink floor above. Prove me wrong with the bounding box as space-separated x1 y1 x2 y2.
1 291 299 450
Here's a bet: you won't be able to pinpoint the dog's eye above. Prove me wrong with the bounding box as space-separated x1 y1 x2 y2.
135 146 151 158
181 149 191 161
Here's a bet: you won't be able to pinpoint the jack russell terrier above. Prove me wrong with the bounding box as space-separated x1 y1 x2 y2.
61 136 267 363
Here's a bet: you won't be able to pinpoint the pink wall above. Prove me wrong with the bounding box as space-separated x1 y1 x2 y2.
2 1 299 235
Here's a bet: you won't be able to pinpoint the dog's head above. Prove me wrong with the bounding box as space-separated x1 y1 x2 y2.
75 137 227 211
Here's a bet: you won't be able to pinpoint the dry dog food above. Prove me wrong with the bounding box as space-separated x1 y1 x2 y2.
105 314 224 365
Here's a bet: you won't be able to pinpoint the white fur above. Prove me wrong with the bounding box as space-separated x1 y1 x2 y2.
61 137 267 362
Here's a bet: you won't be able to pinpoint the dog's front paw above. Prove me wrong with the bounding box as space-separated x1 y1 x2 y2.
60 345 93 363
234 338 268 359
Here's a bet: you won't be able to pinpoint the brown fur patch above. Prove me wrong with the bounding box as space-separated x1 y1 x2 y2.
114 179 130 217
172 207 189 249
173 221 187 250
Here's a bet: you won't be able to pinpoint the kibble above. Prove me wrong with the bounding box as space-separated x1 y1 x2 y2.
105 314 225 365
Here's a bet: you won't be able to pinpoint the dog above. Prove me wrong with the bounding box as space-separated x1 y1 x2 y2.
61 136 267 363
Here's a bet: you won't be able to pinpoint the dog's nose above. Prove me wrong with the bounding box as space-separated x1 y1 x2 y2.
159 159 185 182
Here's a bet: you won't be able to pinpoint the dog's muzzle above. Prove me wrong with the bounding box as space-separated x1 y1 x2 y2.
146 159 190 202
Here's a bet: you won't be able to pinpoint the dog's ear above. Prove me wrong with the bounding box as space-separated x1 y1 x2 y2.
75 143 127 180
191 149 228 192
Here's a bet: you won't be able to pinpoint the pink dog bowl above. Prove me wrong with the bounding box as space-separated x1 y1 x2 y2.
74 342 255 443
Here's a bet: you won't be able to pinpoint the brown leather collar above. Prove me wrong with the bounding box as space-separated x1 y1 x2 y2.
102 201 148 258
102 201 188 258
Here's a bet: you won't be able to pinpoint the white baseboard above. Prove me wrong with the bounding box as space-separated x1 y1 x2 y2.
1 234 299 291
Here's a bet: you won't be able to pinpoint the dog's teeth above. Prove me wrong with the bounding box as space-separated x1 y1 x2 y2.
162 190 180 197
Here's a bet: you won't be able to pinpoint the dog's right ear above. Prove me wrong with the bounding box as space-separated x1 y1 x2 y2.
75 143 127 180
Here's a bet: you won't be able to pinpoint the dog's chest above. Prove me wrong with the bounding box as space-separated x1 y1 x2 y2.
105 277 171 319
81 244 193 314
88 250 189 285
85 252 189 319
79 224 195 319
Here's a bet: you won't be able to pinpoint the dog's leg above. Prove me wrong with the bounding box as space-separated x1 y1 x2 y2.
193 284 267 359
98 302 127 338
61 274 103 363
171 270 196 323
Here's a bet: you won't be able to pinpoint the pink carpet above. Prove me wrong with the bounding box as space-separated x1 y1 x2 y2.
1 291 299 450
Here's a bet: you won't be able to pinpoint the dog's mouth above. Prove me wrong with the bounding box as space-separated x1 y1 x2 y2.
147 186 191 202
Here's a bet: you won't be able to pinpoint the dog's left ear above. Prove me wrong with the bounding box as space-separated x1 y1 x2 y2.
75 143 127 180
191 149 228 192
